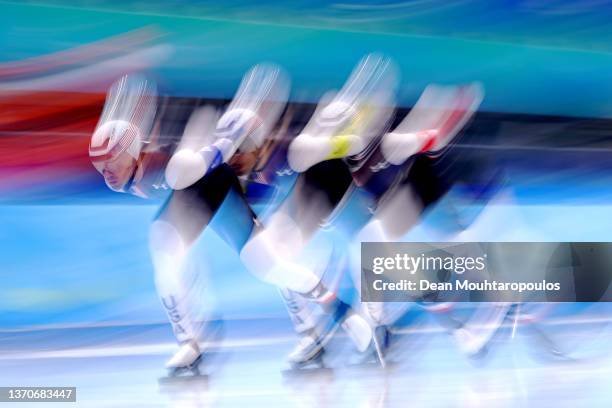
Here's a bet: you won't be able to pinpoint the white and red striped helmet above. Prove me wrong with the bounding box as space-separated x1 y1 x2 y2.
89 74 157 173
89 120 142 172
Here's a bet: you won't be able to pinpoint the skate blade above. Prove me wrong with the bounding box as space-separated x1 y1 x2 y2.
528 325 573 361
372 333 387 369
158 372 209 390
343 358 396 371
282 363 334 380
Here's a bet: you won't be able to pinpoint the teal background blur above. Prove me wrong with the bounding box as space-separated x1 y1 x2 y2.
3 1 612 117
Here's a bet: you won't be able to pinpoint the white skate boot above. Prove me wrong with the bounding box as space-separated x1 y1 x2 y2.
286 307 374 368
287 331 326 368
452 327 487 357
165 340 203 375
452 303 512 358
339 310 373 353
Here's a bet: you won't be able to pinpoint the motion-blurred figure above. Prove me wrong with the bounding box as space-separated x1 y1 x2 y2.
89 65 290 375
241 54 398 367
280 75 488 364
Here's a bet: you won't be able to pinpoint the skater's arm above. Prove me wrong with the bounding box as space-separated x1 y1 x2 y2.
166 64 288 190
165 109 262 189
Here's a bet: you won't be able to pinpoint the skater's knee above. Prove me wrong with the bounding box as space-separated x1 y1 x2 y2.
149 220 187 261
239 233 278 282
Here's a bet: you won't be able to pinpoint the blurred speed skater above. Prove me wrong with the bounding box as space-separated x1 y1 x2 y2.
89 66 289 375
240 54 399 366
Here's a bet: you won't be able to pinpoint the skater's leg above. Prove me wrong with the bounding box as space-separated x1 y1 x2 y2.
241 159 352 291
241 230 373 353
241 160 373 352
150 165 245 368
347 183 424 326
149 218 201 344
279 287 329 365
280 287 319 334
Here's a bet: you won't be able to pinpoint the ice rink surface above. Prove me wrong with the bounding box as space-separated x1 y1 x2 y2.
1 313 612 407
2 194 612 407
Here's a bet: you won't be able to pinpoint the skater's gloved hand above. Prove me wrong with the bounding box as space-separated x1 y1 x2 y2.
165 144 224 190
165 109 262 190
166 149 208 190
382 129 438 165
323 104 372 161
287 132 365 172
215 108 264 154
287 106 372 172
